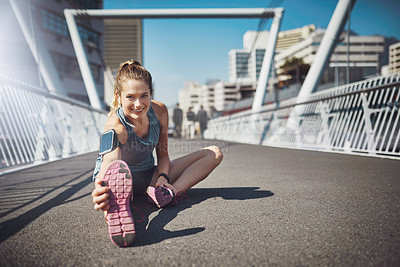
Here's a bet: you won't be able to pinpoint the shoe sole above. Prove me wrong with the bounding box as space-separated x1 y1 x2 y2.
103 160 135 247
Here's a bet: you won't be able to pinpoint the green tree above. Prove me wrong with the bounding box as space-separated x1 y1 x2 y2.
280 57 304 71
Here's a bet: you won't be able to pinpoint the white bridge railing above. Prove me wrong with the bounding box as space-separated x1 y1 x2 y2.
205 73 400 159
0 75 107 172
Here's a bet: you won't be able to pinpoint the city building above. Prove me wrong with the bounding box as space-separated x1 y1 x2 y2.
200 83 216 114
275 25 316 52
1 0 105 105
104 18 143 72
181 26 397 115
214 82 240 111
211 81 257 112
228 49 251 82
229 25 316 83
275 30 397 89
228 31 269 83
103 18 143 106
177 79 256 115
178 80 202 116
388 42 400 74
177 80 203 137
229 25 396 91
221 25 399 115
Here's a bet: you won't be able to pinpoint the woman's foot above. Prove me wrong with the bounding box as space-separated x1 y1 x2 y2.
146 186 189 208
103 160 135 247
146 186 175 208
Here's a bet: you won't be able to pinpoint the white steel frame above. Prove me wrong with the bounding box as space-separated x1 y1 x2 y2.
64 8 284 110
288 0 357 130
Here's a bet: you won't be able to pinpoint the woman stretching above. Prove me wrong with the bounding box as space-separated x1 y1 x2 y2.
91 60 223 247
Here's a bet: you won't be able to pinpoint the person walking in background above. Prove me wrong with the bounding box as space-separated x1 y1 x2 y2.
186 107 196 139
172 103 183 138
197 105 208 139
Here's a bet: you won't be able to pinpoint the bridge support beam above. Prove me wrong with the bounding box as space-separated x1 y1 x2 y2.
64 10 103 110
64 8 281 110
296 0 357 103
287 0 357 131
251 8 284 112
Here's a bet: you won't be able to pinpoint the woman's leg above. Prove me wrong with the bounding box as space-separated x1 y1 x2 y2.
150 146 223 193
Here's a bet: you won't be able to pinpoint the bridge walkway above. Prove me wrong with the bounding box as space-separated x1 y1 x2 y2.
0 139 399 266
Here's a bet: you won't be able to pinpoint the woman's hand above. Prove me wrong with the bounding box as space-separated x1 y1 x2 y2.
155 176 177 195
92 176 110 211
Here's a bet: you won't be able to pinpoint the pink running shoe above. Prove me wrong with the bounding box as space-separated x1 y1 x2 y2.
102 160 135 247
146 185 175 208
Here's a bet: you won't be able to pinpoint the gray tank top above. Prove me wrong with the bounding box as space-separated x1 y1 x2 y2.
92 105 161 180
116 105 160 171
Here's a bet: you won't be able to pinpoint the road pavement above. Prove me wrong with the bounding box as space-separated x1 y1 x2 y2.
0 139 399 266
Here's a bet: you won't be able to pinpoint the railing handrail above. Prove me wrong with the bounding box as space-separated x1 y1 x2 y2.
205 73 400 159
265 80 400 114
0 74 107 114
212 74 400 121
0 76 108 172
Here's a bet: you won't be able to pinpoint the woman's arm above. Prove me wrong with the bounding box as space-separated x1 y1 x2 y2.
92 113 127 211
152 101 172 188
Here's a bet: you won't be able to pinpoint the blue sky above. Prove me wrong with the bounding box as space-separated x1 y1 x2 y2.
104 0 399 107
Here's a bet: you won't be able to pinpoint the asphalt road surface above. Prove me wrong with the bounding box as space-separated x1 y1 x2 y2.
1 139 399 266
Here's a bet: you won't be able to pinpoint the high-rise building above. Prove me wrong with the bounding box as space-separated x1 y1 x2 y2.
104 19 143 73
178 80 202 117
212 81 257 112
275 30 397 88
228 50 251 82
275 25 316 52
103 18 143 106
229 25 396 90
388 42 400 74
229 31 269 83
229 25 316 83
201 83 216 113
1 0 105 105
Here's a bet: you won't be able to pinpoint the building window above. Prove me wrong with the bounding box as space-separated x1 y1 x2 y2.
71 0 101 9
40 8 69 37
255 49 266 79
90 64 101 82
78 25 99 48
236 52 250 78
50 51 101 82
32 5 100 48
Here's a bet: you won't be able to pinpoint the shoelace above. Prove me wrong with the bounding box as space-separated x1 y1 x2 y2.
171 191 188 206
132 206 145 223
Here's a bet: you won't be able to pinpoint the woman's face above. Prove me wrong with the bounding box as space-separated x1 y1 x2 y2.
119 79 151 122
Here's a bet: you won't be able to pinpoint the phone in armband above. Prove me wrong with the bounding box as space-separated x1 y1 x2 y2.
99 129 121 156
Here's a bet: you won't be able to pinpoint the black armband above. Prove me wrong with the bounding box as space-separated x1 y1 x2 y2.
99 129 121 156
158 173 170 183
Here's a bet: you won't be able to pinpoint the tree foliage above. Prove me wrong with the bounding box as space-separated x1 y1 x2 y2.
280 57 305 70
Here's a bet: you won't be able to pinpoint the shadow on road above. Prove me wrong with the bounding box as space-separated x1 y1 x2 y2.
0 171 93 244
131 187 274 247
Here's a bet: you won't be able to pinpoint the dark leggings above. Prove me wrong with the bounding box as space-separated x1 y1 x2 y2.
131 166 156 196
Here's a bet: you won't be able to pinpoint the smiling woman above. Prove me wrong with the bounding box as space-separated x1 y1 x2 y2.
91 60 223 247
120 80 151 126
